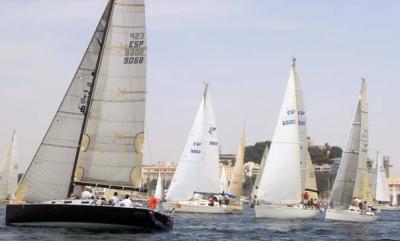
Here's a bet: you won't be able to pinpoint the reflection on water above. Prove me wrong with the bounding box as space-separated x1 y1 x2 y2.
0 206 399 241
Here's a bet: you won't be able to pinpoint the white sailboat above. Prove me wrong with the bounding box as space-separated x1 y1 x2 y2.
254 59 319 219
6 0 173 230
0 131 20 202
219 165 229 194
154 172 163 200
162 84 233 213
325 79 377 222
227 126 246 212
391 185 398 207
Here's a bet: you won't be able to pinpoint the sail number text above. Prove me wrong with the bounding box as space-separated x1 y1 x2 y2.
123 32 145 65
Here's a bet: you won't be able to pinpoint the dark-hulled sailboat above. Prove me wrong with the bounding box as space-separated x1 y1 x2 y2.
6 0 173 231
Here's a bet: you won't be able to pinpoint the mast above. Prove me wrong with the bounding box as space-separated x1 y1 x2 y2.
67 0 115 196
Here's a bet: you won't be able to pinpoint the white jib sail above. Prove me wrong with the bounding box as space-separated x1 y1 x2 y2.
154 172 163 200
0 131 19 200
166 85 220 201
228 126 245 200
305 151 318 200
256 60 304 205
375 152 390 202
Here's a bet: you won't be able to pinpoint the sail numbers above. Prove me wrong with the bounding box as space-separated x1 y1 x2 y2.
79 82 92 114
282 109 306 126
123 32 145 65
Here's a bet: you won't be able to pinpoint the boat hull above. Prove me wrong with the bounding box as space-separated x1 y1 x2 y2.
161 201 234 214
6 203 173 231
254 204 319 219
325 208 377 223
373 205 400 211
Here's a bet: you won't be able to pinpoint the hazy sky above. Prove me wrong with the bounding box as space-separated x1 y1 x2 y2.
1 0 399 176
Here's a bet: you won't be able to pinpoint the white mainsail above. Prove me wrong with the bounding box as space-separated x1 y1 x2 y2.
228 127 245 200
154 172 163 200
14 0 146 203
166 85 220 201
256 59 307 205
328 79 368 210
375 152 390 202
0 131 19 200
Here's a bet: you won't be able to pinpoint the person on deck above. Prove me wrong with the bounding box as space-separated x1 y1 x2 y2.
111 192 119 206
119 194 132 208
209 195 215 206
303 191 309 208
81 188 93 199
148 195 159 209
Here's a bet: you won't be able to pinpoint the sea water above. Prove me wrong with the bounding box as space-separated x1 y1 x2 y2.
0 206 398 241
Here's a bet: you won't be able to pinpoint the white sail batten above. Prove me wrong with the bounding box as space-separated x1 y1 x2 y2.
14 2 114 203
0 131 19 200
166 86 220 201
376 153 390 202
328 80 368 210
228 127 246 200
154 172 163 200
256 63 303 205
76 0 146 188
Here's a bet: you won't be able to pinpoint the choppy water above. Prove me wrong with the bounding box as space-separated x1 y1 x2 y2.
0 206 399 241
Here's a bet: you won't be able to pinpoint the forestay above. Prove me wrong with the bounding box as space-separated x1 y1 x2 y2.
256 60 305 205
76 0 146 188
14 1 113 203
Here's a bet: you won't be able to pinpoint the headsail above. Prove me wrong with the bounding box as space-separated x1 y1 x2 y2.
392 185 398 206
219 165 229 193
0 131 19 200
228 126 246 200
256 59 305 205
154 172 163 200
166 85 220 201
305 151 318 200
75 0 147 189
251 145 269 200
375 152 390 202
328 79 368 210
14 1 114 203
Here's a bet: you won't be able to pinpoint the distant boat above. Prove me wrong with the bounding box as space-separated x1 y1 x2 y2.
325 79 378 222
162 84 233 214
0 131 20 202
251 144 269 203
227 126 246 212
219 165 229 194
254 59 319 219
154 172 163 200
6 0 173 231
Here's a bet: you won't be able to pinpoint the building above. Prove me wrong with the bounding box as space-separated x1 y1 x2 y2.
329 158 341 177
142 162 176 188
314 164 331 173
388 177 400 204
244 161 260 177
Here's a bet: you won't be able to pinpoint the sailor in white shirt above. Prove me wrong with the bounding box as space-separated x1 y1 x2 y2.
81 188 93 199
111 192 120 206
119 194 132 208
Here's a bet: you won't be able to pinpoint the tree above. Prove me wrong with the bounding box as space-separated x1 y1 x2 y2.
244 141 271 164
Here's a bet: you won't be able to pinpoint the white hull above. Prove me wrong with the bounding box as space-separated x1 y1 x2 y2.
325 208 377 222
161 201 233 214
373 205 400 211
254 204 319 219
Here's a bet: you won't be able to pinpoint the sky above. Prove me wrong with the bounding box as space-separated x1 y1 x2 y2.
0 0 399 176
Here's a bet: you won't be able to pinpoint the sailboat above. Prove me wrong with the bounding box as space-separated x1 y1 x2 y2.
154 172 163 200
162 84 233 214
305 152 318 200
0 131 21 202
325 79 377 222
391 185 398 207
251 145 269 204
219 165 229 194
6 0 173 230
254 59 319 219
227 126 246 212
